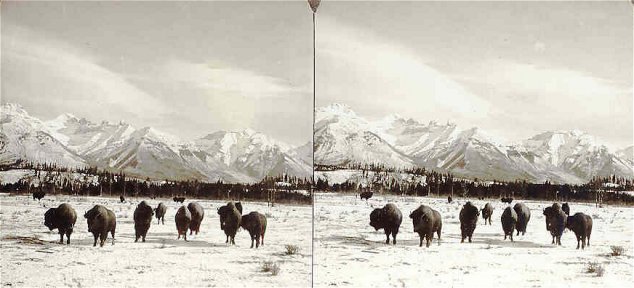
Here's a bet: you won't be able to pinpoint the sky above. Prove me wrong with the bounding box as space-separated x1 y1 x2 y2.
316 1 633 150
1 1 313 146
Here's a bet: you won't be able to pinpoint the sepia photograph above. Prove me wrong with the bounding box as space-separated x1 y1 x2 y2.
1 1 313 287
313 1 633 287
1 0 633 287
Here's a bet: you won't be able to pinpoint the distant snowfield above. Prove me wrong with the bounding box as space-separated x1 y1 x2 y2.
314 192 633 287
0 195 311 287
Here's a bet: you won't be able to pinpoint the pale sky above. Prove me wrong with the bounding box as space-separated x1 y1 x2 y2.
1 1 313 146
316 1 633 150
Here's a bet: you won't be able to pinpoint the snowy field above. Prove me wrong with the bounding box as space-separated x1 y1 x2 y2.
314 192 633 288
0 194 311 287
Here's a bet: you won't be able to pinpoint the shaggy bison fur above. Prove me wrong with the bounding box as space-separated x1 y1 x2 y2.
543 204 567 245
513 203 531 236
459 201 479 243
154 202 167 225
44 203 77 244
240 211 267 248
187 202 205 235
369 203 403 245
175 206 192 241
561 203 570 216
409 205 442 248
217 202 241 245
133 201 154 242
566 212 592 249
84 205 116 247
501 206 517 242
481 203 494 225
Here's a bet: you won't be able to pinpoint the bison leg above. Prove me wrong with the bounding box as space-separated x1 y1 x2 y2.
58 232 64 244
504 234 507 240
510 233 514 242
384 229 391 245
225 235 229 244
65 231 72 245
576 234 581 249
468 235 472 243
426 235 432 248
581 237 586 249
93 234 98 247
392 231 397 245
419 236 423 247
99 233 107 247
250 235 255 248
586 234 590 247
255 234 260 248
184 233 188 242
162 217 165 225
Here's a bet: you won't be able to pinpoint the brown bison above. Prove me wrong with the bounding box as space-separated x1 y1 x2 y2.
240 211 267 248
217 202 241 245
481 203 494 225
566 212 592 249
360 192 373 200
543 204 567 245
44 203 77 244
84 205 116 247
501 206 517 242
369 203 403 245
133 201 154 242
459 201 479 243
187 202 205 235
175 206 192 241
513 203 531 236
154 202 167 225
409 205 442 247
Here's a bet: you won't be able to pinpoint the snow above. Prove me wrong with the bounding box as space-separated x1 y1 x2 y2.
314 192 633 287
315 104 633 184
0 195 311 287
0 169 36 184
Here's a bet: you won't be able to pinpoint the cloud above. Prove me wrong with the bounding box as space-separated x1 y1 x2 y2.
317 17 493 122
2 25 171 121
164 60 309 99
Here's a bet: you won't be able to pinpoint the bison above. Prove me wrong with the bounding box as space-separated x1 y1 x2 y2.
187 202 205 235
173 196 186 203
235 202 243 214
175 206 192 241
447 196 453 203
566 212 592 249
240 211 267 248
543 204 567 245
481 203 494 225
369 203 403 245
513 203 531 236
44 203 77 244
562 203 570 216
32 191 45 201
217 202 241 245
409 205 442 247
501 206 517 242
84 205 116 247
360 192 373 200
154 202 167 225
501 197 513 204
133 201 154 242
459 201 479 243
119 195 125 203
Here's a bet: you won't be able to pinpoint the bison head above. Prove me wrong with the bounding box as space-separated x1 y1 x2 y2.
369 208 383 231
44 208 57 230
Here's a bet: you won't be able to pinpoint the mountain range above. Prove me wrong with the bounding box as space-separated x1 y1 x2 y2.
315 103 633 184
0 103 312 183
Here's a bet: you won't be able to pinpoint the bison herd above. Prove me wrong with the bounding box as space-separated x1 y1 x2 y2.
367 199 594 249
41 199 268 249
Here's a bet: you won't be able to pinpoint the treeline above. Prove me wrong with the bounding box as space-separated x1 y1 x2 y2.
0 162 312 204
315 163 634 205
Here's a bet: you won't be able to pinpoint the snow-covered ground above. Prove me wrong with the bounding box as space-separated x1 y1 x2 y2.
314 192 633 287
0 195 311 287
